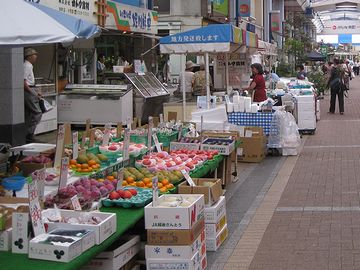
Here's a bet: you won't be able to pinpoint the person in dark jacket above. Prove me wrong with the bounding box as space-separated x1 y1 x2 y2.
327 58 345 115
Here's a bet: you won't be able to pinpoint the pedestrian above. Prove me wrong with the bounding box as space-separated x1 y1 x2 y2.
327 58 345 115
296 64 307 80
353 60 359 76
193 62 213 96
243 63 267 103
24 48 42 143
178 60 197 99
342 59 352 90
97 53 106 73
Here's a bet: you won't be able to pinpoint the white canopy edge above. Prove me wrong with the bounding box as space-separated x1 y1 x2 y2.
160 43 231 54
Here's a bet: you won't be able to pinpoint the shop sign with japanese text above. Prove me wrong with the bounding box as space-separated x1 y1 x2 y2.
106 0 158 34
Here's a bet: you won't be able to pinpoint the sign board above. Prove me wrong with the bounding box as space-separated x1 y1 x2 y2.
36 168 46 200
123 128 130 161
28 177 46 236
213 0 228 16
54 124 65 168
181 169 196 187
238 0 250 17
148 117 154 149
102 123 112 146
70 195 82 211
106 1 158 34
152 134 161 153
117 170 124 190
27 0 97 24
59 157 69 189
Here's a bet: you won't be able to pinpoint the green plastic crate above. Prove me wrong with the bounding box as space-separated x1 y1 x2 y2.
157 131 179 148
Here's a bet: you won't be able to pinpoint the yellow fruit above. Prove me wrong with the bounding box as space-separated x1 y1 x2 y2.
160 187 167 193
122 181 128 186
158 183 163 188
98 178 104 182
81 164 89 169
166 184 174 189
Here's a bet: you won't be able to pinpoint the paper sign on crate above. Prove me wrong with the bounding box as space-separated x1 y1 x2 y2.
72 131 79 159
59 157 69 189
28 176 46 237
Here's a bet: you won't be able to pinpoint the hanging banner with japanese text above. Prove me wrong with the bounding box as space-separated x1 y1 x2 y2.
270 11 281 32
106 1 158 34
213 0 228 16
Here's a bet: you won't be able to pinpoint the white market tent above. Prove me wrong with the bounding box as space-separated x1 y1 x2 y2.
0 0 101 46
159 24 258 119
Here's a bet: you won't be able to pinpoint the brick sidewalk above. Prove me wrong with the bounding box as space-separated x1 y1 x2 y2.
223 77 360 270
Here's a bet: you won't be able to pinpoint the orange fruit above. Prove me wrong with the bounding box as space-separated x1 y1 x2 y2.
143 178 151 184
146 182 153 188
98 178 104 182
161 179 169 186
92 165 98 169
136 181 145 187
70 165 77 170
126 177 135 183
129 182 136 186
82 168 89 173
70 159 77 165
107 175 115 181
76 164 82 168
158 183 163 188
122 181 128 186
88 160 97 166
81 164 89 169
166 184 174 189
160 187 167 193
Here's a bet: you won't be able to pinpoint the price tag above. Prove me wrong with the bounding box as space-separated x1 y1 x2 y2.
59 157 69 189
54 125 65 168
148 117 154 149
123 128 130 161
152 134 161 153
85 119 91 137
36 168 46 200
126 117 131 130
159 114 164 127
181 169 196 186
28 177 45 236
70 195 82 211
152 176 159 206
245 130 253 138
80 131 87 149
89 128 95 147
102 123 112 146
72 132 79 160
117 170 124 190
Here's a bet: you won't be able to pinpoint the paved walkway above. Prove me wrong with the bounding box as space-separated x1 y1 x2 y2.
221 77 360 270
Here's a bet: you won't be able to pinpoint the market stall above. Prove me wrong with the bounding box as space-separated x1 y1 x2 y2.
159 24 258 119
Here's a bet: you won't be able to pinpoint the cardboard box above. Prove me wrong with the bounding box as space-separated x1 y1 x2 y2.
42 209 116 245
144 194 205 230
28 233 82 262
82 235 141 270
206 224 228 252
205 214 227 238
238 127 266 163
145 229 205 259
0 228 12 251
18 161 53 177
178 178 222 206
12 212 30 254
146 250 202 270
201 138 235 155
204 196 226 224
170 142 200 151
48 229 95 253
147 218 205 246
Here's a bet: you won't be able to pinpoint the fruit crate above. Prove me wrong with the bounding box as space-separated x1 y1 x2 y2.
130 134 153 146
157 131 179 148
102 187 152 208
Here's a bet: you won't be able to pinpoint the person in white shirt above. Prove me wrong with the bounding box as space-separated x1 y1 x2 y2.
178 60 198 99
354 60 359 76
24 48 42 143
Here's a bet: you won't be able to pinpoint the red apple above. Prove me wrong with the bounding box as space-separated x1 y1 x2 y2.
123 190 133 199
109 191 120 200
128 189 137 196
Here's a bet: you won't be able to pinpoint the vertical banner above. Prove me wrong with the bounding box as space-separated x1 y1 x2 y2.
270 11 281 32
238 0 251 17
213 0 229 16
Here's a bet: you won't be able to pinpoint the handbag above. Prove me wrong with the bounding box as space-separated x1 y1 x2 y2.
39 98 54 113
329 77 342 89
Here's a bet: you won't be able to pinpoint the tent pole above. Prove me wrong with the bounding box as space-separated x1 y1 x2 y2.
205 52 210 109
225 53 230 94
181 54 187 121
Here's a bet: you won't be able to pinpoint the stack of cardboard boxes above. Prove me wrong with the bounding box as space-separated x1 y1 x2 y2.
178 178 227 252
145 194 207 270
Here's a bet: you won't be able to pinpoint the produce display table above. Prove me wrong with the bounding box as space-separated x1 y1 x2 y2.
0 207 144 270
228 112 274 136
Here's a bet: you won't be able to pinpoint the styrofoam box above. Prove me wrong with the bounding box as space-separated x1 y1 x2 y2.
201 139 235 155
12 212 30 254
204 196 226 224
206 224 228 252
297 102 315 111
205 214 227 238
145 229 206 260
193 121 226 132
0 228 12 251
42 209 116 245
191 106 228 122
295 95 314 103
146 250 202 270
82 235 141 270
145 194 205 230
29 233 83 262
49 229 95 253
170 142 200 151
